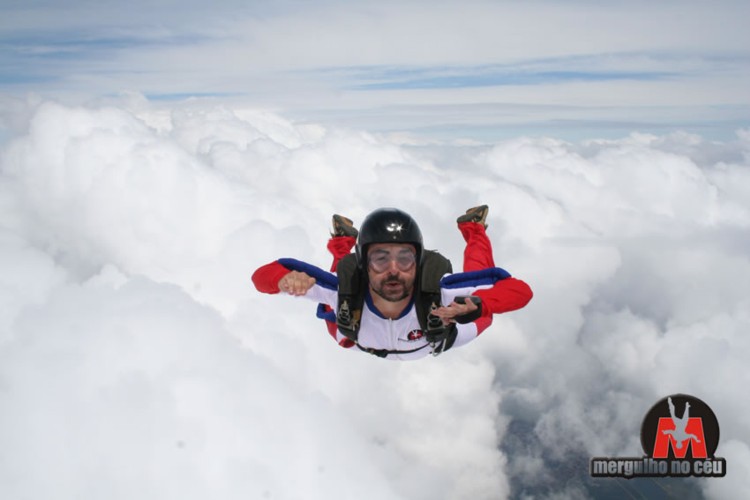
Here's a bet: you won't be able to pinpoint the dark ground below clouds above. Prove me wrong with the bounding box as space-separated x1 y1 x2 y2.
502 419 706 499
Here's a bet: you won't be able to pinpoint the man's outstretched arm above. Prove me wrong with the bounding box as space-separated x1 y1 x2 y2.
252 259 338 299
252 261 292 294
441 268 533 316
473 276 533 315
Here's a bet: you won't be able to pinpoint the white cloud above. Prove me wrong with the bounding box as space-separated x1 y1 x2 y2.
0 274 413 500
0 98 749 499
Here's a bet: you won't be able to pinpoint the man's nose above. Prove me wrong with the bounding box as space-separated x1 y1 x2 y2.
386 258 401 272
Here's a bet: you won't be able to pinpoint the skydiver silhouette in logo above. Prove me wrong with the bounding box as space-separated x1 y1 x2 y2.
662 397 701 450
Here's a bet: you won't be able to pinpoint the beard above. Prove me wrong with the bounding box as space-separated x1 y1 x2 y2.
371 273 414 302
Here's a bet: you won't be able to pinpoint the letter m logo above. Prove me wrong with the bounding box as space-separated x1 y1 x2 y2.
652 417 708 459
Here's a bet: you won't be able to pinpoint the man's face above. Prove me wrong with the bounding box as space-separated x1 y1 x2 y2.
367 243 417 302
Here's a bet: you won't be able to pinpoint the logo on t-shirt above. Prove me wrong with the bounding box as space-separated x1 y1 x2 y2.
405 329 424 342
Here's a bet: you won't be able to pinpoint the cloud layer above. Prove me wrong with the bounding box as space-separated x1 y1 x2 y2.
0 98 749 499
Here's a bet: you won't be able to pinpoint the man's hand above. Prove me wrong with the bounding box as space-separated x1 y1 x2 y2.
431 296 482 325
278 271 315 296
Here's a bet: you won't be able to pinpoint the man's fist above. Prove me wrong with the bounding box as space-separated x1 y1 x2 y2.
278 271 315 296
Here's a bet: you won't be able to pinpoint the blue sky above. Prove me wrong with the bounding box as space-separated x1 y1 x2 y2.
1 0 749 141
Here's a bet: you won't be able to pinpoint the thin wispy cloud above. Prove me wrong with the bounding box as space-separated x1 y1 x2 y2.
343 65 675 91
1 0 748 140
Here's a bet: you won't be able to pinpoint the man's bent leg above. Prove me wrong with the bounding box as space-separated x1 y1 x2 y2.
327 236 356 272
459 222 495 271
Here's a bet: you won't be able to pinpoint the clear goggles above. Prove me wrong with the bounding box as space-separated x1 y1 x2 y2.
367 249 417 273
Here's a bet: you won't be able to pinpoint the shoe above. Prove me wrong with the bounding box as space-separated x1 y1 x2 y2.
331 214 359 238
457 205 489 228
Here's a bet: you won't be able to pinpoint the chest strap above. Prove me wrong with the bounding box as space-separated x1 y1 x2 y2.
356 342 431 358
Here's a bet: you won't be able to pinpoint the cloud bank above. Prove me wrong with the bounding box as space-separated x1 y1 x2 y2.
0 97 748 499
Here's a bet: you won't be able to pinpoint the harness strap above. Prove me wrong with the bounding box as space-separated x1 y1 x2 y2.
356 342 431 358
335 254 363 337
417 251 456 348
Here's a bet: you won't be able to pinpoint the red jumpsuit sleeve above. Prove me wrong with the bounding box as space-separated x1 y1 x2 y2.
473 277 533 317
251 261 292 294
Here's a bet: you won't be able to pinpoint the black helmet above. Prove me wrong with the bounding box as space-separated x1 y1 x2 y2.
356 208 423 268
